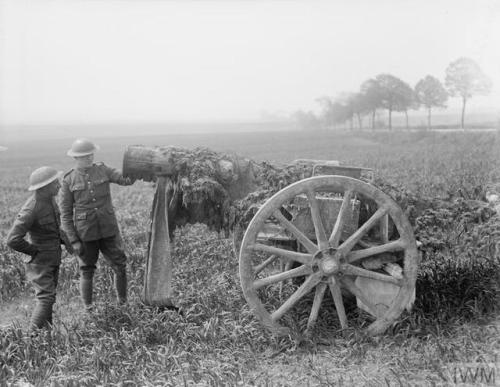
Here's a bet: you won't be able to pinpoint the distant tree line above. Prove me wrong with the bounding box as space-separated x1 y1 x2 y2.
293 57 492 131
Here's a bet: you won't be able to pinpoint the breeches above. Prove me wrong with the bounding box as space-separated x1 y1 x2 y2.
26 251 60 329
78 235 126 277
26 263 60 305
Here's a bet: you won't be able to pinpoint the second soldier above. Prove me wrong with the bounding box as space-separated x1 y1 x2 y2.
7 167 72 329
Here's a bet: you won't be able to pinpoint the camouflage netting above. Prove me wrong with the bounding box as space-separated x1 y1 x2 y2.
123 146 499 252
123 146 324 237
372 178 498 260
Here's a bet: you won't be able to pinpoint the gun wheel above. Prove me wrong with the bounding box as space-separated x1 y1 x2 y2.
239 176 418 337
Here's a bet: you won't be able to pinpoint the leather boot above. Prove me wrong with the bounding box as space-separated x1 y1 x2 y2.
114 271 127 305
80 273 93 309
29 301 52 330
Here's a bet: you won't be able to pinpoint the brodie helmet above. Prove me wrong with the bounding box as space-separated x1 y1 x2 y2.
67 138 99 157
28 166 63 191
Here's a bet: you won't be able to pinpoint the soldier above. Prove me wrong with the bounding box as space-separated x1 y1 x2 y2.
7 166 72 330
60 138 134 310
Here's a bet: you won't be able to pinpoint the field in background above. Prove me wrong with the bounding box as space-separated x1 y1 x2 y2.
1 108 499 143
3 129 500 197
1 129 499 386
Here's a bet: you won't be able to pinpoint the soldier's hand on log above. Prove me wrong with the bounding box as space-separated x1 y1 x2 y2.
72 241 83 256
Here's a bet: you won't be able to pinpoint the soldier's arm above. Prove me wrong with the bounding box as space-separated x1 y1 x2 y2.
59 179 79 243
6 206 38 256
103 164 134 186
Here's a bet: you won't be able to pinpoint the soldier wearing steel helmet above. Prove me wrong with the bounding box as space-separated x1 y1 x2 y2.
60 138 134 310
7 166 73 330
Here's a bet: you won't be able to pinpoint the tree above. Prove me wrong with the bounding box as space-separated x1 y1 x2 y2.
393 81 416 130
415 75 448 130
375 74 414 130
351 92 371 130
360 79 382 130
445 57 492 129
336 92 357 130
292 110 321 131
330 100 352 129
315 97 334 129
316 95 355 130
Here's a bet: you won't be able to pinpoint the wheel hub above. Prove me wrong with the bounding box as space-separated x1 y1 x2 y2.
315 247 344 275
321 258 340 274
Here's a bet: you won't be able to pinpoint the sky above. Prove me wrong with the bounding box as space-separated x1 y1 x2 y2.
0 0 499 126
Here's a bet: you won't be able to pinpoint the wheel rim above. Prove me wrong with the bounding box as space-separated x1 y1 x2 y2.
239 176 419 336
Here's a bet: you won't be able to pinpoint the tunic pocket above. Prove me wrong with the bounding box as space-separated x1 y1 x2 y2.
94 178 110 198
70 183 86 192
38 213 57 232
76 212 87 221
70 183 87 202
39 214 56 225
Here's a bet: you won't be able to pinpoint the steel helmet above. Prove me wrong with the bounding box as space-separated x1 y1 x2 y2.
67 138 99 157
28 166 63 191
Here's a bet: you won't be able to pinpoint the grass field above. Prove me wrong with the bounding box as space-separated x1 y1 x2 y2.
1 129 499 386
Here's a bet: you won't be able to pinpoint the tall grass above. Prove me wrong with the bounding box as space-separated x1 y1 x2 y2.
1 131 499 385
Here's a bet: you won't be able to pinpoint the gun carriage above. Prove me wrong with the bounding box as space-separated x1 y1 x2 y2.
123 146 419 337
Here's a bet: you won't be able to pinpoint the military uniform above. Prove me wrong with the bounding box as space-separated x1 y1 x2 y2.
7 195 71 329
60 162 133 306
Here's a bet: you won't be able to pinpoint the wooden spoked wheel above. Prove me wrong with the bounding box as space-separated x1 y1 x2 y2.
239 176 418 336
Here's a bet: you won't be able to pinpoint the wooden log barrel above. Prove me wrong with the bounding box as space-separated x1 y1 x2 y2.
122 145 261 201
123 145 178 182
